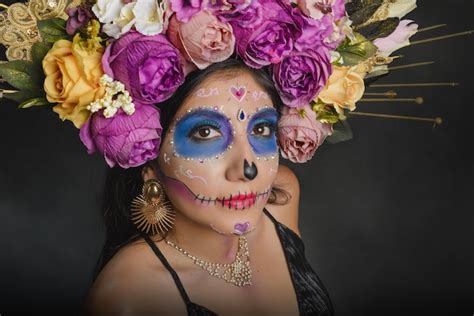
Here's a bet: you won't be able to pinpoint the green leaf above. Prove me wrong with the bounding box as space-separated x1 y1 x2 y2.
358 18 400 40
346 0 383 16
31 41 51 65
2 90 35 103
0 60 39 91
18 97 51 109
346 0 384 27
326 119 353 144
311 101 341 124
29 41 50 83
37 18 68 43
337 33 378 66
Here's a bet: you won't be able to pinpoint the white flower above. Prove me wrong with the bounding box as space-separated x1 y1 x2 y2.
101 0 167 38
92 0 125 24
386 0 417 19
103 2 136 39
133 0 167 36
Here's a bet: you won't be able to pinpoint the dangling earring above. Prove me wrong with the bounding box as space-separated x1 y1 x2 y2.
131 179 174 236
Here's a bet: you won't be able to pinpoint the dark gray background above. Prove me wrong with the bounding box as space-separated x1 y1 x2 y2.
0 1 473 315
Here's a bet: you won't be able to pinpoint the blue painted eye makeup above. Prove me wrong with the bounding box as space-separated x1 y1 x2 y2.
173 109 233 159
247 108 278 156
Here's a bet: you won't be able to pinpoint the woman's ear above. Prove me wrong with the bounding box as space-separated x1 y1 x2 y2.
141 164 158 182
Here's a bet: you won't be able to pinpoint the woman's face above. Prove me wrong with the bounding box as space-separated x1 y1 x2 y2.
157 70 279 236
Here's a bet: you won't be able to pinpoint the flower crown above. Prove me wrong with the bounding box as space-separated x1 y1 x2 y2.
0 0 466 168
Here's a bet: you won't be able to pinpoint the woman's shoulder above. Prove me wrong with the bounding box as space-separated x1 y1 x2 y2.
84 239 184 315
265 164 301 237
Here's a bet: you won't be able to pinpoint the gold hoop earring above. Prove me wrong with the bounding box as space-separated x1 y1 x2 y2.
131 179 174 236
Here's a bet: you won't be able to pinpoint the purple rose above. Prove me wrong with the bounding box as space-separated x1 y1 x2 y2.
208 0 252 22
294 13 335 51
170 0 204 22
220 0 263 28
230 0 303 68
65 6 93 35
273 47 332 108
79 105 162 169
102 31 185 105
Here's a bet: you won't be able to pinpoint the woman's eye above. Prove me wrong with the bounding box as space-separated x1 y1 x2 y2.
191 126 222 140
251 123 273 137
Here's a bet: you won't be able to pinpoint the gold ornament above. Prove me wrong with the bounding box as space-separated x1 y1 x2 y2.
131 179 174 236
166 236 252 287
0 0 80 61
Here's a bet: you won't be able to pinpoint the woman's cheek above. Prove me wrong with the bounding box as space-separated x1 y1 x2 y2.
159 149 218 199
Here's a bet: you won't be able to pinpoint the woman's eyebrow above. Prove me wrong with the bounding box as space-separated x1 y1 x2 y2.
248 107 278 120
174 106 232 123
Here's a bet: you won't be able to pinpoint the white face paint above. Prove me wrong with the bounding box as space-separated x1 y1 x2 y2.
174 165 208 185
195 87 220 98
251 90 269 101
163 153 171 165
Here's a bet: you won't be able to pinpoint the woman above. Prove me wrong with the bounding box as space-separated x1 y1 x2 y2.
84 59 334 315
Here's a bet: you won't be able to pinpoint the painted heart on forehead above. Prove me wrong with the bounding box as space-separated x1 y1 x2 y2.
230 85 247 102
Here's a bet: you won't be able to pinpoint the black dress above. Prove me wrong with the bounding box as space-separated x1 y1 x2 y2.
142 208 334 315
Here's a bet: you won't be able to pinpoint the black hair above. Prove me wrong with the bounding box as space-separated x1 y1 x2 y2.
94 58 290 278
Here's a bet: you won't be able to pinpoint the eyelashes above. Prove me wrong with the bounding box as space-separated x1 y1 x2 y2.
247 108 278 155
173 110 232 158
249 120 277 137
188 120 223 142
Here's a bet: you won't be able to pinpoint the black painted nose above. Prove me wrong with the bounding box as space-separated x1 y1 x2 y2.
243 159 258 180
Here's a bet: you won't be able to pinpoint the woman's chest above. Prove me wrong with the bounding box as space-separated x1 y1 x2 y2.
180 233 299 315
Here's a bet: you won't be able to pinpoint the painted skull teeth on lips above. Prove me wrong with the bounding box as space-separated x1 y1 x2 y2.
193 188 272 210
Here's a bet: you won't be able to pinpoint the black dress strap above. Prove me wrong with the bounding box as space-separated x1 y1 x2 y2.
141 233 192 305
262 207 279 224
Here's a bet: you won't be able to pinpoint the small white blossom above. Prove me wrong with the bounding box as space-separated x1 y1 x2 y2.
103 107 118 118
122 102 136 115
87 74 137 119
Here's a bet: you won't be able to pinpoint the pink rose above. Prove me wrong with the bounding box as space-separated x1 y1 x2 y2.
167 11 235 69
278 104 333 163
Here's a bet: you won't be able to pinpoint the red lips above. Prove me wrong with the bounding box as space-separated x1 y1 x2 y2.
221 192 257 209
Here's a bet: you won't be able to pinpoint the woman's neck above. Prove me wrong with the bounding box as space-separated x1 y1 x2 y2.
165 209 265 263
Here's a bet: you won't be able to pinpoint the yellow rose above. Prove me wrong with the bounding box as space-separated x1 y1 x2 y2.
319 66 365 114
43 40 105 128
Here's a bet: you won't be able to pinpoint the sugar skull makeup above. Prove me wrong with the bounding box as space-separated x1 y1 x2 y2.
172 108 233 159
157 70 280 237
